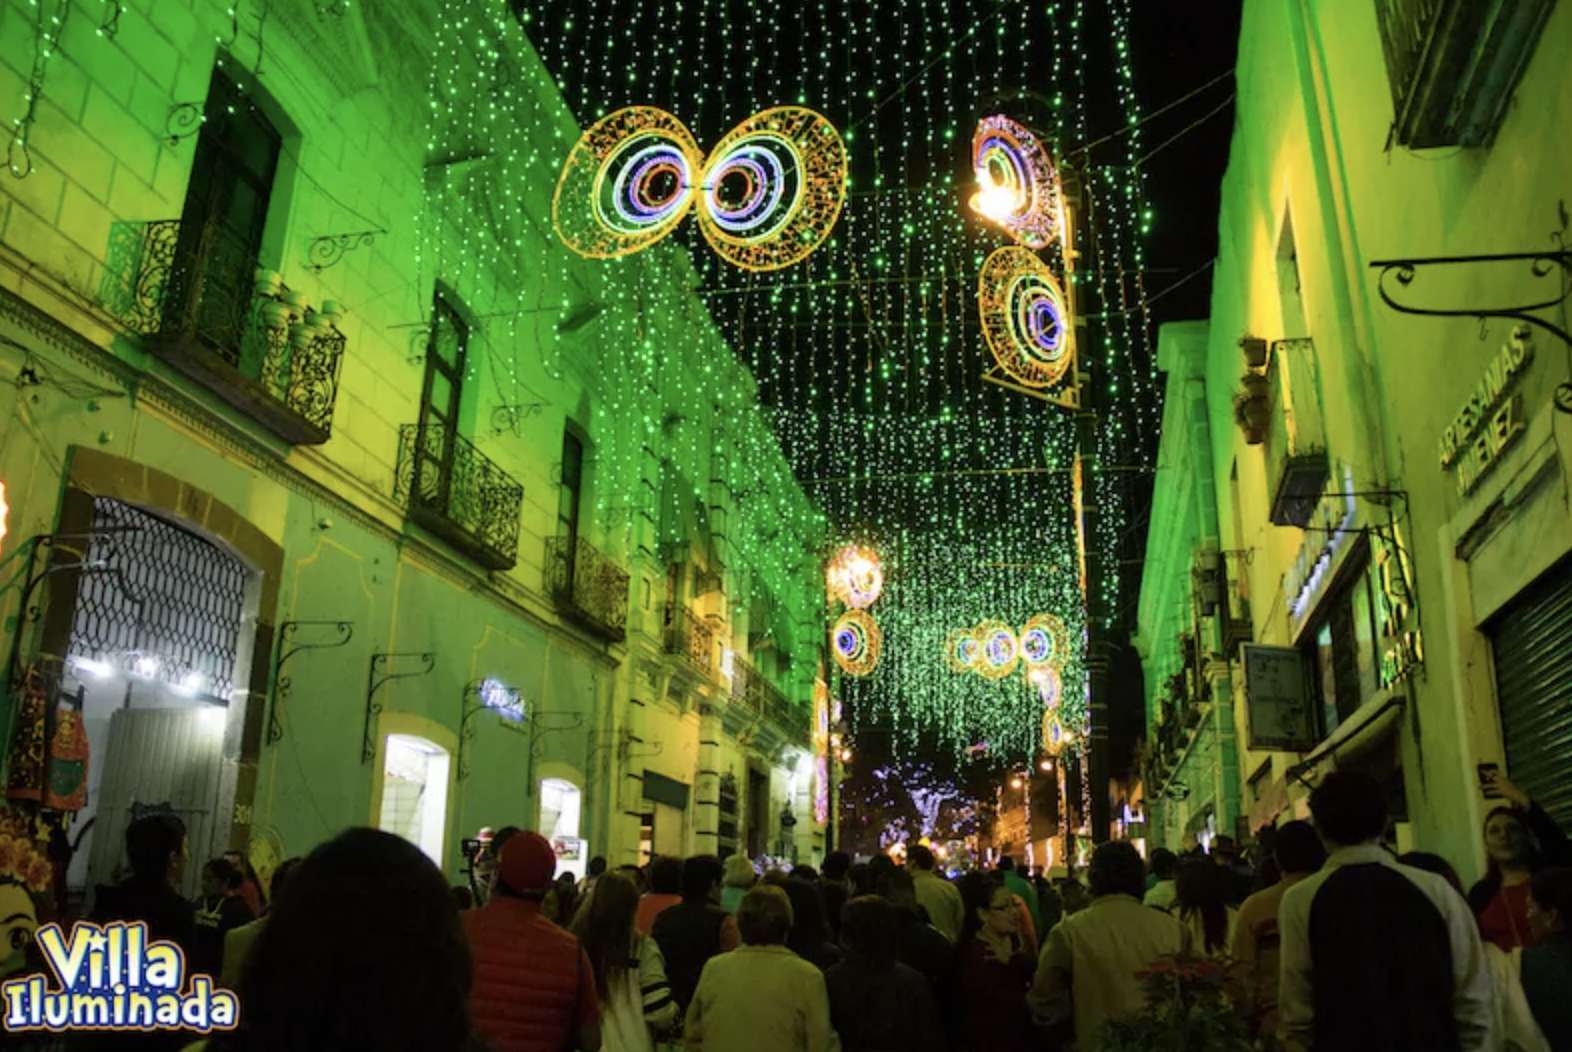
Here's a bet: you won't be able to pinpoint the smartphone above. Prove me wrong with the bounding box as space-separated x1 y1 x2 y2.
1477 763 1502 799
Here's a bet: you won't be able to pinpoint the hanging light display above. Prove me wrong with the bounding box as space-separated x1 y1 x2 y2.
831 609 882 677
974 620 1020 680
978 246 1076 390
1029 664 1062 709
970 115 1060 250
826 544 883 609
943 627 980 674
1020 612 1069 668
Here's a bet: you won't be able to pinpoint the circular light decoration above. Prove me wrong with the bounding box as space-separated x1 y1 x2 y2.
1028 665 1062 710
826 544 883 609
553 106 702 260
1042 711 1077 756
978 246 1076 390
970 115 1060 250
831 610 882 677
944 628 980 674
975 620 1020 680
1020 613 1070 668
696 106 847 272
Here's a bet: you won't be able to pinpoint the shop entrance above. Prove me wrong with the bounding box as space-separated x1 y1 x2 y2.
377 735 451 866
539 777 585 881
746 767 768 859
1490 555 1572 829
59 497 257 901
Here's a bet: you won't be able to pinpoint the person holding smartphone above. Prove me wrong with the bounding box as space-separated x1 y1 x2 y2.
1469 768 1572 950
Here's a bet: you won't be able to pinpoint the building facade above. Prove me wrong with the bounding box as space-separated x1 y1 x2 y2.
0 0 826 902
1139 0 1571 881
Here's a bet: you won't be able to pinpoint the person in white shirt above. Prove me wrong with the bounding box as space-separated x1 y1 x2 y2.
1277 770 1495 1052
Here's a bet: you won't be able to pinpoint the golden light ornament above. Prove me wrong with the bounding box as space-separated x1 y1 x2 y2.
830 609 882 677
552 106 704 260
978 246 1076 390
1042 711 1075 756
944 627 981 674
826 544 882 609
969 115 1060 250
1019 613 1070 668
975 620 1020 680
1028 664 1062 710
696 105 847 272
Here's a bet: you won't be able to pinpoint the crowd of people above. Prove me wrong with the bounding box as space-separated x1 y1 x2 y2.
14 768 1570 1051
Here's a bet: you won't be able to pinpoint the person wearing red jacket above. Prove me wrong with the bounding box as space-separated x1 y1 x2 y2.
462 831 602 1052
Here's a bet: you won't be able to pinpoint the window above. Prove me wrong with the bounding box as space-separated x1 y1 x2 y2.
176 65 282 354
558 429 584 544
1303 547 1380 737
413 295 470 511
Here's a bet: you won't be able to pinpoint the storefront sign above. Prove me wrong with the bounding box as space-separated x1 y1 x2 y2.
478 678 525 724
1284 464 1357 631
1375 523 1424 688
1440 329 1532 496
1242 644 1317 751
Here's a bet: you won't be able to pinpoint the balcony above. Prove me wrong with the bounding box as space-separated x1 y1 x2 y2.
729 655 766 717
546 535 630 641
117 219 344 444
665 605 715 676
395 424 524 571
1376 0 1553 148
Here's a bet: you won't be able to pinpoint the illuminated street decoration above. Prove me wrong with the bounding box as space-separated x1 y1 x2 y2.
970 115 1060 250
0 480 7 553
978 247 1076 390
1042 711 1075 755
944 627 980 673
552 106 703 260
554 105 846 271
831 609 882 677
1020 612 1069 668
826 544 884 609
1029 664 1062 709
975 620 1020 680
697 107 848 272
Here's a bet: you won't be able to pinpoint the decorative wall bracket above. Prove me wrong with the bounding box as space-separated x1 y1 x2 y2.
164 102 205 146
1368 247 1572 414
268 620 353 745
362 651 435 763
457 678 524 780
307 228 386 272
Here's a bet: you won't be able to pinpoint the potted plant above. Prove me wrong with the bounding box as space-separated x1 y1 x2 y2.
1099 954 1253 1052
1232 373 1270 445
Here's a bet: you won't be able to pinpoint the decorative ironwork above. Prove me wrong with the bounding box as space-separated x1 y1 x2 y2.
114 218 346 443
458 677 526 780
363 652 435 763
1369 248 1572 414
490 402 545 437
165 102 204 146
545 535 630 641
395 424 524 571
729 655 765 717
306 228 385 272
665 606 714 675
65 497 248 702
269 620 353 744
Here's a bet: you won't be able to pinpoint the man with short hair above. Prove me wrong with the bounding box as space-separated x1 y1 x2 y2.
1028 840 1184 1052
684 885 837 1052
462 831 601 1052
1210 834 1257 906
907 843 964 943
1142 847 1179 911
635 855 683 933
579 854 607 897
651 854 740 1012
1277 770 1493 1052
1231 821 1323 1040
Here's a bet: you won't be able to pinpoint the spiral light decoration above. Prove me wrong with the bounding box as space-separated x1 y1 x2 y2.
1020 612 1070 668
831 609 882 677
826 544 883 609
944 627 980 674
1028 664 1062 710
969 115 1060 250
978 246 1076 390
554 105 847 271
975 620 1020 680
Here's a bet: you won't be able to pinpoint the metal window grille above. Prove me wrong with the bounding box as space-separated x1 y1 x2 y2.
67 498 249 699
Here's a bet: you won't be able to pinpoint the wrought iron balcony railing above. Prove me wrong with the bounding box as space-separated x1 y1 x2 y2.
665 605 714 675
729 655 766 717
115 218 344 444
546 535 630 642
395 424 524 571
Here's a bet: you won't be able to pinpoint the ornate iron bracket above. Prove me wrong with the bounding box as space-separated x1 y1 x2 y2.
1368 248 1572 414
362 651 435 763
5 527 143 689
267 620 353 745
164 102 204 146
306 228 386 272
457 678 525 781
490 403 545 437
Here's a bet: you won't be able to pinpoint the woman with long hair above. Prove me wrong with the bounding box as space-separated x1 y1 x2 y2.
1469 772 1572 950
1175 859 1237 959
572 870 678 1051
200 827 480 1052
951 872 1034 1052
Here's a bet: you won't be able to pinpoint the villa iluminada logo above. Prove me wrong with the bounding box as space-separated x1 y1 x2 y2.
2 921 238 1033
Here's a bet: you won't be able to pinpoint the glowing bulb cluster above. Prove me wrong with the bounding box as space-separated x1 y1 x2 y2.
826 544 883 609
969 115 1061 250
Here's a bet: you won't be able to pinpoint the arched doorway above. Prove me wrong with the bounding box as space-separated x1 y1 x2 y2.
538 777 584 881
